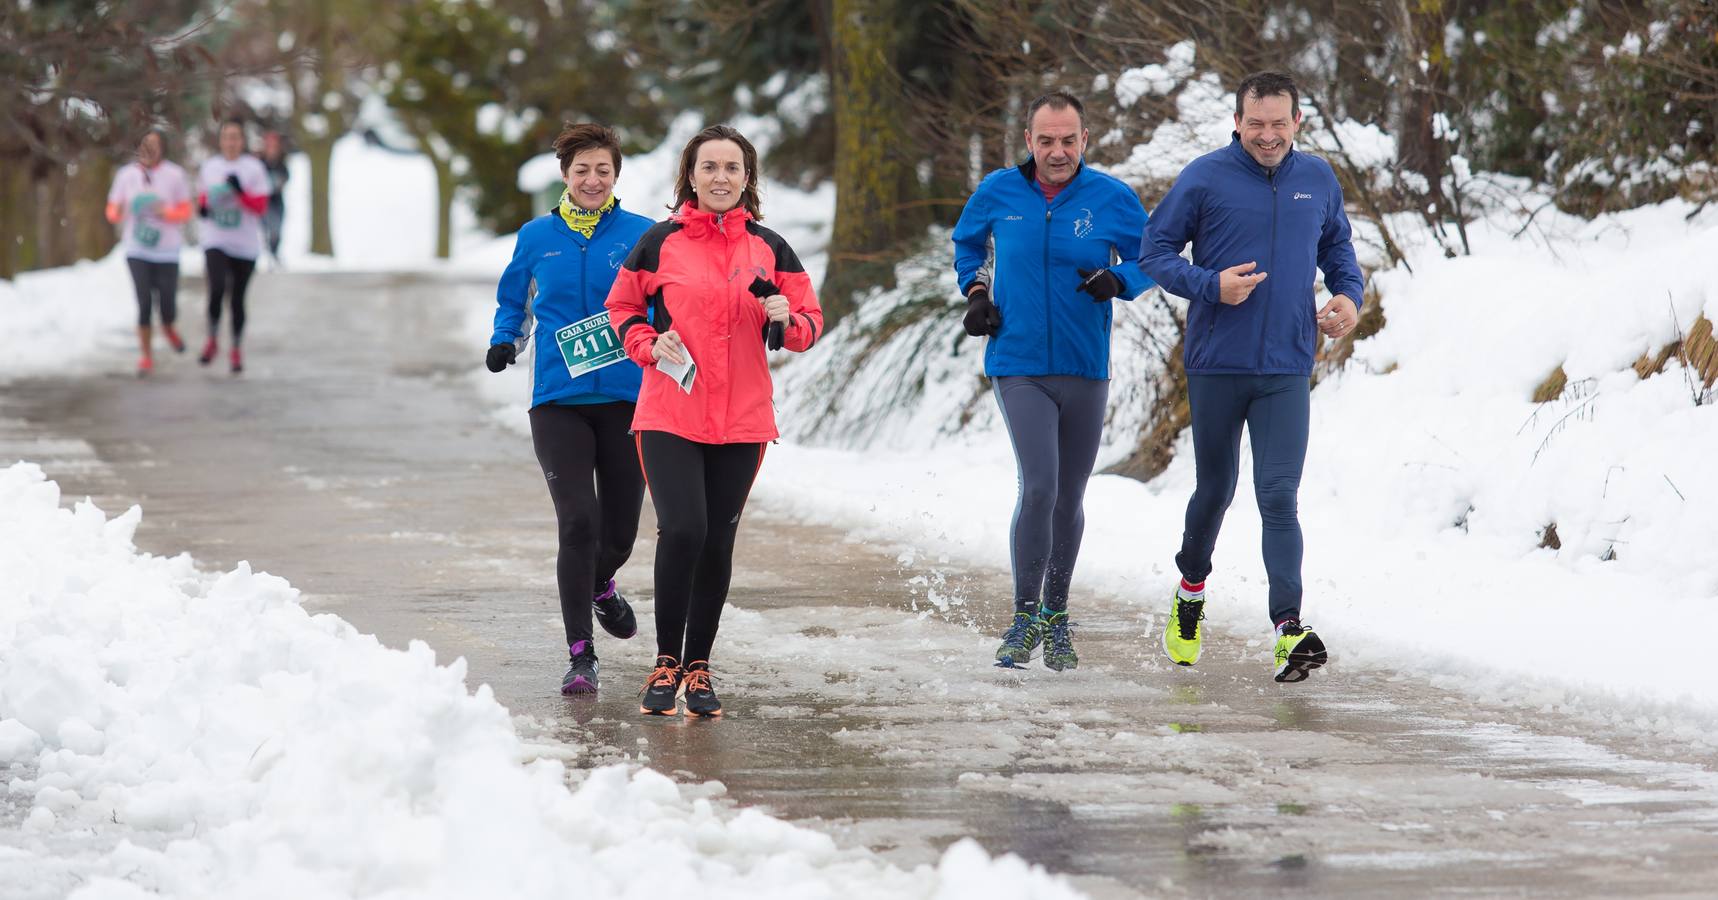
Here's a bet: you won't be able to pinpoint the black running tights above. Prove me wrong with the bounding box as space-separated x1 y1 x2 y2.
127 259 179 327
636 431 764 665
204 249 255 343
529 402 645 647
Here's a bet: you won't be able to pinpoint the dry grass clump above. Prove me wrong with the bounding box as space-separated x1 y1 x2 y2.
1531 365 1568 403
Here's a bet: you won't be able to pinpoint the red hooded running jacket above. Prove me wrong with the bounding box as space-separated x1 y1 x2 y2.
605 201 823 444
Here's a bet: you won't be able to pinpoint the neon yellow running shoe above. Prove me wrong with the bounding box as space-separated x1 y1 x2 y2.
1273 620 1329 683
1163 592 1205 666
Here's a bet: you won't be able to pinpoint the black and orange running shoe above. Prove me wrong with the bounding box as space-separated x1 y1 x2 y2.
682 660 722 718
639 655 682 716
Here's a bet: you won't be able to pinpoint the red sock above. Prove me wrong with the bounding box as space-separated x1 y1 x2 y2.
1179 578 1205 595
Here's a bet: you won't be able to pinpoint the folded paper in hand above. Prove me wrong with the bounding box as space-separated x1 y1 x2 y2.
657 348 696 394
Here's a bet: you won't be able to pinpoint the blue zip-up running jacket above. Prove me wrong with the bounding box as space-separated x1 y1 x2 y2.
1139 135 1366 376
953 160 1153 379
492 201 655 408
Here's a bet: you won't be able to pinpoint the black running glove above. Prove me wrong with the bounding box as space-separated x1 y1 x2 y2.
225 174 243 194
485 342 517 373
1076 267 1123 303
962 287 1001 337
198 200 209 219
747 276 785 350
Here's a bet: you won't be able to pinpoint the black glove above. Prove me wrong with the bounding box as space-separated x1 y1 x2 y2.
747 276 785 351
485 342 517 373
225 173 243 194
1076 267 1123 302
962 287 1001 336
198 200 209 219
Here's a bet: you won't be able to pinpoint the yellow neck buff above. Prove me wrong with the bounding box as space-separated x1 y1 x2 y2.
558 190 614 238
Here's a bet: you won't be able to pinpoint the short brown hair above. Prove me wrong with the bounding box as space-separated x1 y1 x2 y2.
672 124 762 220
554 122 622 175
1235 72 1301 120
1026 90 1085 131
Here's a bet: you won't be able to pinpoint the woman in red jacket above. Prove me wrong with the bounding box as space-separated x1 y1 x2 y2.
605 124 822 718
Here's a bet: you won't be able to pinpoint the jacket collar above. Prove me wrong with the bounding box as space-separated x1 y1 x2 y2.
1016 157 1086 192
1225 132 1297 180
672 199 752 239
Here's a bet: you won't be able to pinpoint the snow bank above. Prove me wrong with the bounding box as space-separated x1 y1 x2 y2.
0 463 1080 899
0 254 136 379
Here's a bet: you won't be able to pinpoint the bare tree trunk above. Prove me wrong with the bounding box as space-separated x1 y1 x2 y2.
281 0 359 258
823 0 915 327
39 162 74 269
303 137 336 256
1395 0 1448 206
0 161 24 279
434 161 455 260
74 154 117 262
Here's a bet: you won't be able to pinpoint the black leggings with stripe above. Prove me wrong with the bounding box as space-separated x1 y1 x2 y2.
637 431 764 665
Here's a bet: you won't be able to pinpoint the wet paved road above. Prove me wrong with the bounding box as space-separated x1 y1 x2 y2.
5 271 1718 898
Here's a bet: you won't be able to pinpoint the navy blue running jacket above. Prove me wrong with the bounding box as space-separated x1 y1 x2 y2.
1140 135 1366 376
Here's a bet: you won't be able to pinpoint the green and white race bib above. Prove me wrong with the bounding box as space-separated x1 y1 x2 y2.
555 310 626 380
134 222 161 248
213 207 242 229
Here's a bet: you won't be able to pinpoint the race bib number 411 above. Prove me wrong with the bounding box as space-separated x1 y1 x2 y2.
555 311 626 380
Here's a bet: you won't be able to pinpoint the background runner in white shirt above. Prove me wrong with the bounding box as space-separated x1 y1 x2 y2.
106 129 193 376
196 118 272 374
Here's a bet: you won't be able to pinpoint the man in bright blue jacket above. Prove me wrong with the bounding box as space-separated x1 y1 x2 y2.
486 123 656 695
1140 71 1365 684
952 90 1153 672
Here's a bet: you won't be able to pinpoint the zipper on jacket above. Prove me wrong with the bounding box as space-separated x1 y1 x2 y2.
1043 207 1054 372
580 236 592 392
1259 166 1278 371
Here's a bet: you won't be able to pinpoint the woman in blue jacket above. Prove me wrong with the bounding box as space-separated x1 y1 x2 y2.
487 122 656 695
952 90 1151 671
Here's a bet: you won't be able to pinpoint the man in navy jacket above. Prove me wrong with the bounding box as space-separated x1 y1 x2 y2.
1139 71 1365 683
953 90 1153 672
